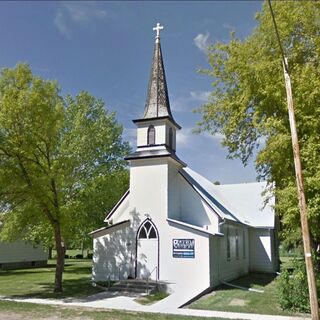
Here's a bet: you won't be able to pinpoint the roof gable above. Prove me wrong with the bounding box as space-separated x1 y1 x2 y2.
181 167 275 228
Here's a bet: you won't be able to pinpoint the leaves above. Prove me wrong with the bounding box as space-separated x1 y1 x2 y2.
0 63 130 250
197 1 320 247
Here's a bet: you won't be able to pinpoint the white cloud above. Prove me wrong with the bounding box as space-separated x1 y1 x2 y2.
190 90 210 103
63 2 107 22
54 2 109 37
176 129 193 147
222 23 236 32
203 131 224 143
170 96 189 112
54 9 71 37
176 128 225 151
193 32 210 53
170 90 211 113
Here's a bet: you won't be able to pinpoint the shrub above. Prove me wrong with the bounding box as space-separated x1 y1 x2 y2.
276 259 316 313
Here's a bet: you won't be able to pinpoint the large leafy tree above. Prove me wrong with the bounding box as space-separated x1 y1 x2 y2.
0 64 130 292
197 2 320 253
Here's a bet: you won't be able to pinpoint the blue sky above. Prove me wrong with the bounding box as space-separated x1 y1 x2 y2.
0 1 263 184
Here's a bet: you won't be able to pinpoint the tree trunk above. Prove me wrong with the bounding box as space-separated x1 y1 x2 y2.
81 238 84 257
53 222 65 293
48 246 53 259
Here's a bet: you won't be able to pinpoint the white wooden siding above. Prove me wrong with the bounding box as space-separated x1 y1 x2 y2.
214 223 249 283
0 241 48 263
249 228 274 272
93 226 135 282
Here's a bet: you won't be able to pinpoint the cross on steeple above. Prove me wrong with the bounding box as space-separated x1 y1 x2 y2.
153 23 163 43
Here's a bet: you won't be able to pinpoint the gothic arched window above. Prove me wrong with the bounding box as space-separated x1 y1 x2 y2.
138 220 158 239
147 125 155 145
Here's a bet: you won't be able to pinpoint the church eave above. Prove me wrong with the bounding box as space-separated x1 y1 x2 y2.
132 116 181 129
125 151 186 166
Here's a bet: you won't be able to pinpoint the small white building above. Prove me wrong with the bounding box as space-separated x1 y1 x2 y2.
91 24 279 295
0 240 48 270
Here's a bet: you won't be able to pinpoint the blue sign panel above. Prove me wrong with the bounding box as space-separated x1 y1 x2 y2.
172 239 195 258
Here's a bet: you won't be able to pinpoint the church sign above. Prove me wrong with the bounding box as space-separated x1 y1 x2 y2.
172 239 195 258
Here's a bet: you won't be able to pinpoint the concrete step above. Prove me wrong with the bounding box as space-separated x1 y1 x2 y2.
108 286 147 293
115 279 159 286
108 280 163 294
114 282 158 288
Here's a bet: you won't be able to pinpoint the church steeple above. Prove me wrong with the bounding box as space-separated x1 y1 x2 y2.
143 23 173 121
126 23 185 167
134 23 180 129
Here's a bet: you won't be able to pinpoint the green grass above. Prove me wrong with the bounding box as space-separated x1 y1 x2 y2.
0 259 102 299
280 256 304 271
52 249 92 259
135 291 169 305
0 300 240 320
188 272 305 316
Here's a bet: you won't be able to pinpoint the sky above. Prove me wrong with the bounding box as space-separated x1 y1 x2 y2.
0 1 263 184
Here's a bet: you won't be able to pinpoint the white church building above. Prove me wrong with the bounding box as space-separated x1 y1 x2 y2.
91 24 279 296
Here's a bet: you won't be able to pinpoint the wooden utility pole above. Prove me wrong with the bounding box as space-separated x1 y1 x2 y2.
283 58 319 320
267 1 319 319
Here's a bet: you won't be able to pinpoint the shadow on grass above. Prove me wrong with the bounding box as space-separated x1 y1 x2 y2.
0 260 92 277
215 273 276 292
4 276 102 300
0 264 57 277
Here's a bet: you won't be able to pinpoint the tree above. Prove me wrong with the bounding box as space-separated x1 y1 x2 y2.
197 2 320 255
0 64 130 292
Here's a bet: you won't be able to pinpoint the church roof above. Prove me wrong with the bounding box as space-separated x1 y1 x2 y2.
139 26 179 127
181 167 275 228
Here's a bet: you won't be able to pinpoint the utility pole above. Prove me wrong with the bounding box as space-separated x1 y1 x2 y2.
267 1 319 319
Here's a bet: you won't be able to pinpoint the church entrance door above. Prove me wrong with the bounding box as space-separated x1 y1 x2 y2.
136 219 159 280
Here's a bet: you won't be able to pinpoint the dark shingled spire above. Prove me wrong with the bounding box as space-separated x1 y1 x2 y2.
143 33 179 126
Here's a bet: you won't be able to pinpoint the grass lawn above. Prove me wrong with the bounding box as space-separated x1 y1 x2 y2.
0 300 240 320
187 272 305 317
0 260 246 319
135 291 169 305
0 259 102 299
53 249 93 259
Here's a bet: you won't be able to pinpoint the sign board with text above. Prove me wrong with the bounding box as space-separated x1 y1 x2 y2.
172 239 195 258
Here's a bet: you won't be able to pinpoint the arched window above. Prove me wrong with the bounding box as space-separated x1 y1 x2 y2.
147 125 155 145
169 127 174 149
138 220 158 239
